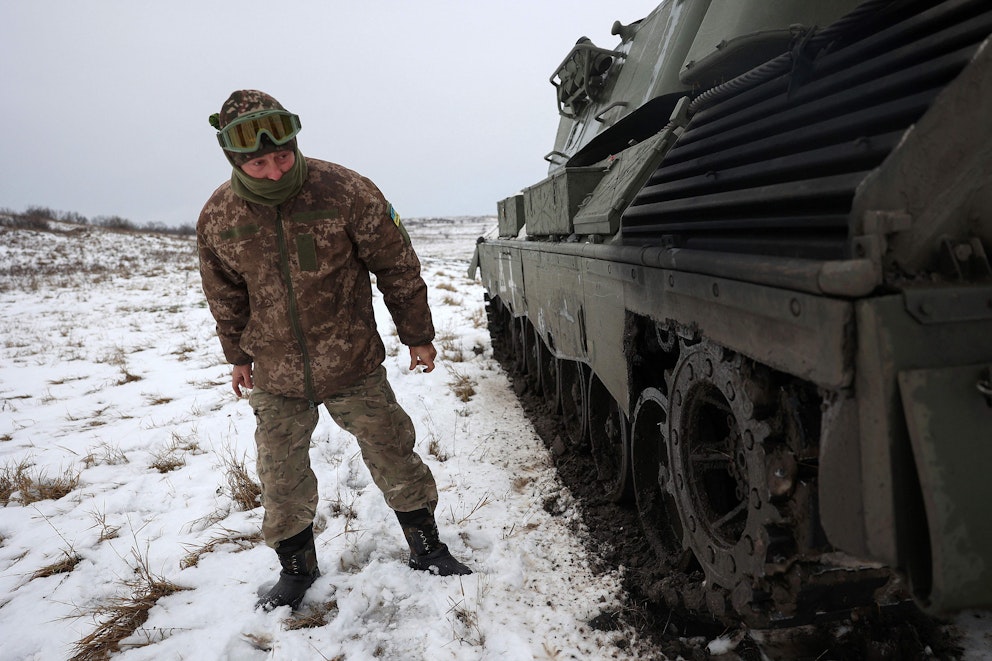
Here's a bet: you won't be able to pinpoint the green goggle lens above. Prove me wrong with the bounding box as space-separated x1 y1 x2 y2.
217 110 302 153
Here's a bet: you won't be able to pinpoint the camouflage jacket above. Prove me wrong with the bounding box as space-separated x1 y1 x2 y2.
197 157 434 401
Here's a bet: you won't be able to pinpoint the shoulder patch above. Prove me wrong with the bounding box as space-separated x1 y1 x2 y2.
387 202 411 245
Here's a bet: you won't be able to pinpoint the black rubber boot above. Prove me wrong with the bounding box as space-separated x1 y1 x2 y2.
395 509 472 576
256 524 320 611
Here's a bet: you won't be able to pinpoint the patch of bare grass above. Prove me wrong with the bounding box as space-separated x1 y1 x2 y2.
1 459 80 505
285 599 338 630
446 579 487 647
148 447 184 474
169 431 201 454
101 347 142 386
148 432 202 474
171 339 197 362
182 507 230 534
327 492 358 525
436 326 465 363
428 435 449 462
82 441 128 469
221 449 261 511
447 493 492 526
89 508 121 542
69 550 190 661
447 366 477 402
180 527 262 569
469 306 487 329
31 548 83 580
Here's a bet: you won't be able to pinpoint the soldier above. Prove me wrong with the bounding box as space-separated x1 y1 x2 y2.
197 90 471 612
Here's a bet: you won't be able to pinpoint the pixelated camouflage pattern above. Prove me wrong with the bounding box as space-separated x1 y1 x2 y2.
216 89 296 165
250 366 438 547
198 157 434 401
218 90 286 127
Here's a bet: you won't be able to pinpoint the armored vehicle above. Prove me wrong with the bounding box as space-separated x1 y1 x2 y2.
471 0 992 626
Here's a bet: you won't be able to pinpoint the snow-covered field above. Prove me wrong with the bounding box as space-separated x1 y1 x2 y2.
0 217 663 660
1 216 989 661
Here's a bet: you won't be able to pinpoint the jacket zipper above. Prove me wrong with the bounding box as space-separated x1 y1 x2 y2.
274 208 317 407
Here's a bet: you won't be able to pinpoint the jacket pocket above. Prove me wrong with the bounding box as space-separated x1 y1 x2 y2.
296 233 317 272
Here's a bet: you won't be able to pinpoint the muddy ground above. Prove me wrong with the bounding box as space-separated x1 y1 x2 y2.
511 379 967 661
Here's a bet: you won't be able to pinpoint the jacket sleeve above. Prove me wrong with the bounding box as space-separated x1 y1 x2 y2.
197 230 254 365
348 178 435 347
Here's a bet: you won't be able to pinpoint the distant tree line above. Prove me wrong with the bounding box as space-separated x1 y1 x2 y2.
0 205 196 236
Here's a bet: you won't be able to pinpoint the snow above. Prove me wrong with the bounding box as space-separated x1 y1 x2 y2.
0 218 658 660
1 218 990 661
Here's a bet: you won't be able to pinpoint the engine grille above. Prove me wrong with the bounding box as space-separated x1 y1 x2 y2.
621 0 992 259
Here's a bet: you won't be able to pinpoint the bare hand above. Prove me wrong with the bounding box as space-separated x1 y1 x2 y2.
232 363 254 397
408 344 437 373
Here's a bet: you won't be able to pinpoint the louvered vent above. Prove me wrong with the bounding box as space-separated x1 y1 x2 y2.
622 0 992 260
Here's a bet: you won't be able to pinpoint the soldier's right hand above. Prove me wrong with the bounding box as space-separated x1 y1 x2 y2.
232 363 254 398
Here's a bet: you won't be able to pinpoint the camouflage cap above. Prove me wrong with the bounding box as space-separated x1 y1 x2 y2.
214 90 298 165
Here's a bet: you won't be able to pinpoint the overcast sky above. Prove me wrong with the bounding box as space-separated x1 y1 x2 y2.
1 1 662 227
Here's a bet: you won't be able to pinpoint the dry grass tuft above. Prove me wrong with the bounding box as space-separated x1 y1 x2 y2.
89 508 121 542
447 591 486 647
447 366 477 402
285 599 338 630
32 548 83 580
117 371 142 386
169 431 201 454
148 432 201 474
449 493 492 526
171 340 197 362
82 442 128 469
70 552 189 661
102 347 144 387
434 281 458 292
469 306 487 329
1 459 80 505
428 435 449 462
180 527 262 569
221 450 261 511
0 458 29 505
148 448 184 474
328 493 358 525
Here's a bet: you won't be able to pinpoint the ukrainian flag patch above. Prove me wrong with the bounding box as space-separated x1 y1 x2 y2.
387 202 411 245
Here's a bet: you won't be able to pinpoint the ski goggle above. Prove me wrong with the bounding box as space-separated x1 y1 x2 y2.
216 109 302 153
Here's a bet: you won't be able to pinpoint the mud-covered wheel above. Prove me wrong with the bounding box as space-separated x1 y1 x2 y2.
668 340 785 621
631 387 687 567
559 360 587 448
525 323 542 394
537 334 560 413
509 317 527 376
484 295 511 363
588 372 633 503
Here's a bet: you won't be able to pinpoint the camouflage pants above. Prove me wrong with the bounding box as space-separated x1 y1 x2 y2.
249 365 438 547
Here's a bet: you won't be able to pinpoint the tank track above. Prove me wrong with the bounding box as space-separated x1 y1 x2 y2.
487 294 899 628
